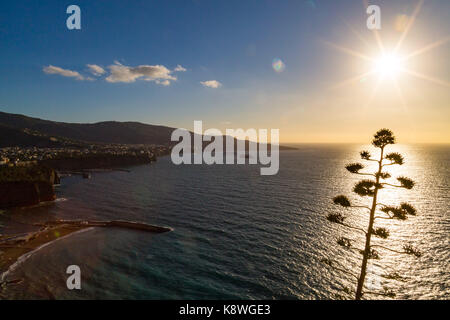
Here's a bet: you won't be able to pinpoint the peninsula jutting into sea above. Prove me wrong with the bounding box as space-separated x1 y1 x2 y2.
0 110 293 209
0 111 176 283
0 111 174 208
0 110 292 283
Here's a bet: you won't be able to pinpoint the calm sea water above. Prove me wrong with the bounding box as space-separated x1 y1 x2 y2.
1 144 449 299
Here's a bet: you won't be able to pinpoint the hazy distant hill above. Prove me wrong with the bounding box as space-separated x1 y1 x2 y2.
0 111 296 150
0 111 175 146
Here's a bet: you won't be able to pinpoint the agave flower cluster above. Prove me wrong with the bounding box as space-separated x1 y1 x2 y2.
324 129 421 300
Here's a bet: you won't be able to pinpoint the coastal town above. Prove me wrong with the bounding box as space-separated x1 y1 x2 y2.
0 143 171 209
0 144 170 166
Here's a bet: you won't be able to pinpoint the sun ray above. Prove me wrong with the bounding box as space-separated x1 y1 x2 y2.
372 29 385 54
402 68 450 87
364 74 382 109
331 71 375 89
342 20 372 50
322 40 374 62
394 0 424 54
325 0 446 109
392 77 407 112
403 36 450 61
392 77 417 136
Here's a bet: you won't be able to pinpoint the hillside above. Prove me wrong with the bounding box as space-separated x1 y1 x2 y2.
0 123 64 148
0 111 174 145
0 111 296 150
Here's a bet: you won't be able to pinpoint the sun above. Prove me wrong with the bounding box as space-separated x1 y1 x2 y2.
324 0 450 105
372 53 404 78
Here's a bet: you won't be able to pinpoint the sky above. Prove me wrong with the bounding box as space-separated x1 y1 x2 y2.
0 0 449 143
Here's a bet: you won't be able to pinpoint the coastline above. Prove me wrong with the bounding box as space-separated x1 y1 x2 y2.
0 224 90 281
0 157 171 288
0 227 95 284
0 220 171 287
0 150 161 209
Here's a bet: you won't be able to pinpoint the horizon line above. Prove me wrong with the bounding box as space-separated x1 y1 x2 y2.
1 110 449 145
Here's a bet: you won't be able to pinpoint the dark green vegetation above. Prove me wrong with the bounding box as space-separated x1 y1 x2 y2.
0 164 58 209
0 124 64 148
0 163 59 184
325 129 421 300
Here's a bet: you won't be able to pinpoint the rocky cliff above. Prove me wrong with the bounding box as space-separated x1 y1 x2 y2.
0 181 55 208
0 164 58 209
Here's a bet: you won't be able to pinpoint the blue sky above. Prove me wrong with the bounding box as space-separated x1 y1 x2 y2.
0 0 449 142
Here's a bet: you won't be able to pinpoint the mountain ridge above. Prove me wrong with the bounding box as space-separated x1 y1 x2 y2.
0 110 296 150
0 111 175 146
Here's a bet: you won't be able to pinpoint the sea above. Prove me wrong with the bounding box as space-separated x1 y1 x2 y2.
0 144 448 299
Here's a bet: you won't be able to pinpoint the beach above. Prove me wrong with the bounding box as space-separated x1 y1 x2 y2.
0 220 171 289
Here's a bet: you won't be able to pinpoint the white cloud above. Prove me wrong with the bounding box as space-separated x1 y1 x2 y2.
105 61 177 85
86 64 105 76
43 65 85 80
155 79 171 86
43 62 186 85
174 64 187 72
200 80 221 88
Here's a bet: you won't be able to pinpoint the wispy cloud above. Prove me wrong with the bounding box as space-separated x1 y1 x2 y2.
43 65 86 80
43 62 187 85
87 64 105 76
174 64 187 72
200 80 221 88
105 61 177 85
155 79 171 86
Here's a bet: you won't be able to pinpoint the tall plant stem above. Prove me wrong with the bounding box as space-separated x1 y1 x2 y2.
355 146 384 300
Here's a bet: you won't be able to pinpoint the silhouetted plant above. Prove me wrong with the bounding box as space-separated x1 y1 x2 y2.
403 244 422 258
337 237 352 248
324 129 420 300
372 227 389 239
382 271 407 282
333 195 351 207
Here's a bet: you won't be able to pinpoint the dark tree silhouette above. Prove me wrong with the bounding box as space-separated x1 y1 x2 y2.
326 129 420 300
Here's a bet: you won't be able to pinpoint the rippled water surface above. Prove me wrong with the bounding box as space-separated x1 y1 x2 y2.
1 144 449 299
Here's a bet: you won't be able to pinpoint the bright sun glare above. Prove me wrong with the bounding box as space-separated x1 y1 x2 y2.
373 53 404 77
325 0 450 108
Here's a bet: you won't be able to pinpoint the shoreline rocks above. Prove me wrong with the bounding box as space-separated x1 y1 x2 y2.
0 181 56 209
0 153 158 209
0 164 58 209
